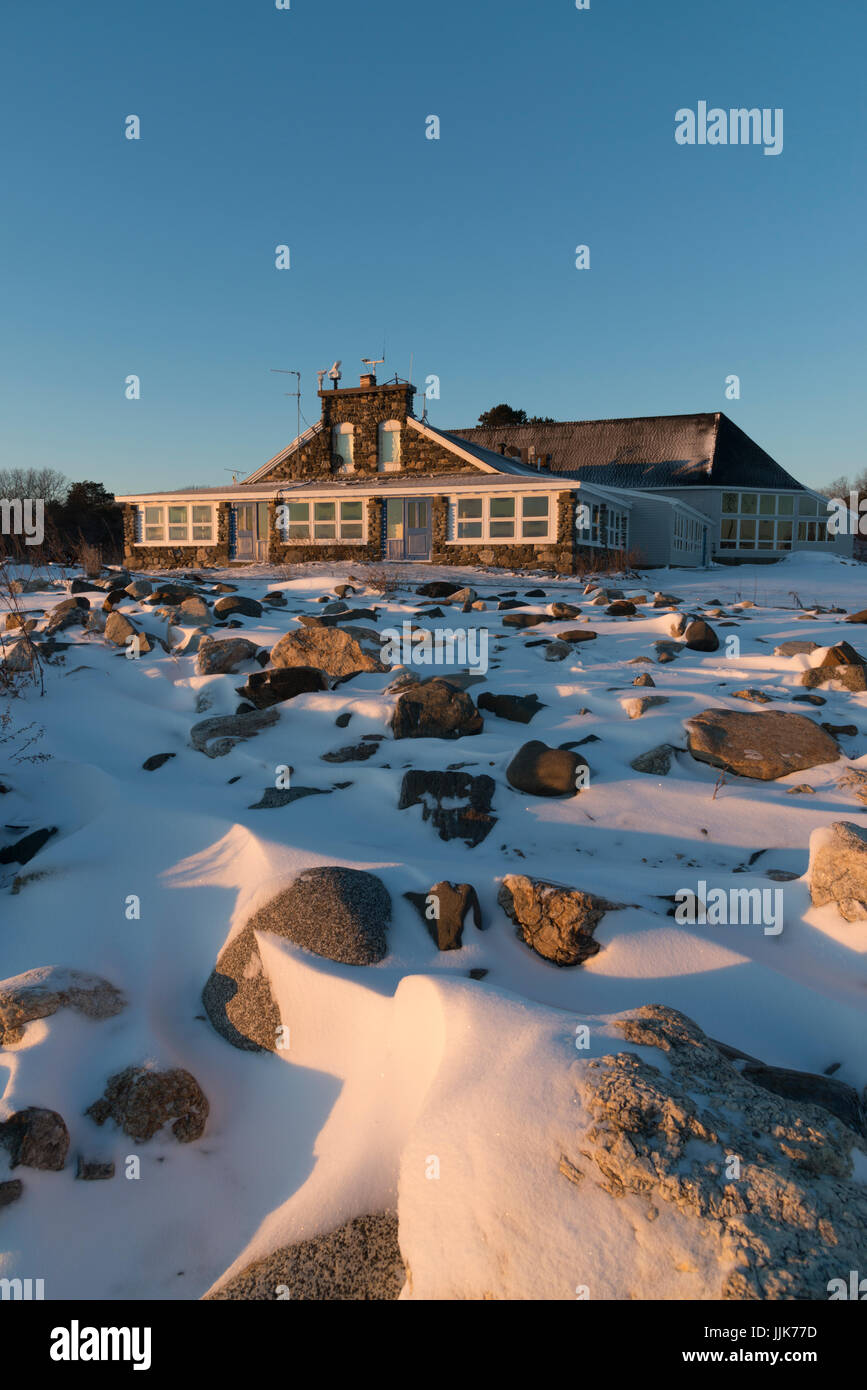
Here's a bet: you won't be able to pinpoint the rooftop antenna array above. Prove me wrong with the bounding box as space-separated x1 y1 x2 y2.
270 367 302 443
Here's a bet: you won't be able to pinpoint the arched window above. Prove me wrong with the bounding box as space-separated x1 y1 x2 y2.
377 420 401 471
332 423 354 472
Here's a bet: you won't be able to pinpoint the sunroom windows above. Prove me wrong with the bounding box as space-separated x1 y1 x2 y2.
281 499 365 543
719 492 827 550
453 494 553 542
141 503 214 544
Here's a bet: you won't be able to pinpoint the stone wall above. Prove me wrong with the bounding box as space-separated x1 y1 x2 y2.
268 496 385 565
123 503 232 570
430 490 579 574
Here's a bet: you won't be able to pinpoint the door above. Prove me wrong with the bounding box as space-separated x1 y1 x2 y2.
233 502 269 561
385 498 432 560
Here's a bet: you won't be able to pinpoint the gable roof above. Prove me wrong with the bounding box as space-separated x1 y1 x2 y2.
451 412 805 492
406 417 544 474
243 421 326 484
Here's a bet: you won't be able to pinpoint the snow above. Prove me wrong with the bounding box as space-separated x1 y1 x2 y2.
1 551 866 1299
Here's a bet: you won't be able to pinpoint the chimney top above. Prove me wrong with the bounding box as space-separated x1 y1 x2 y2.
360 372 377 388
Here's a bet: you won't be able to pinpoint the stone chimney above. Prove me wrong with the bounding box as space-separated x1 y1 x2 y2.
360 372 377 388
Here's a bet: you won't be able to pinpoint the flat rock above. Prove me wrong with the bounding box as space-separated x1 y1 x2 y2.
0 966 125 1046
190 707 280 757
686 709 839 781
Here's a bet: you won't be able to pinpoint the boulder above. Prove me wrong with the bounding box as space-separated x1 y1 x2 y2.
194 636 259 676
449 587 477 604
477 691 545 724
633 672 655 687
606 600 636 616
686 709 839 781
550 602 580 619
404 881 483 951
86 1065 209 1143
809 821 867 921
203 868 391 1051
0 966 125 1046
0 1107 69 1170
235 666 328 708
0 826 58 867
125 579 153 599
416 581 461 599
844 609 867 624
0 1181 23 1208
682 619 719 651
213 595 263 619
555 628 597 643
190 707 280 757
506 741 588 797
775 640 819 657
630 743 679 775
391 678 483 740
398 769 496 847
498 875 622 966
104 610 153 652
800 642 867 691
544 641 571 661
142 752 175 771
145 584 195 606
502 612 548 629
205 1213 404 1301
270 625 384 680
623 696 669 719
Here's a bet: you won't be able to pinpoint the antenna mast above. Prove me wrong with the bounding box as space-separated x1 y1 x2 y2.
270 368 301 442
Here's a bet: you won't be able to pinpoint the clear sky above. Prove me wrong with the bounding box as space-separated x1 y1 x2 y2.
2 0 864 495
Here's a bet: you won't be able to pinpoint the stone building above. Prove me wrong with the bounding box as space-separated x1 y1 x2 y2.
118 372 842 571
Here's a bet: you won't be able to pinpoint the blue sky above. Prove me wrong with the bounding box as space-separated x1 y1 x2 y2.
1 0 864 494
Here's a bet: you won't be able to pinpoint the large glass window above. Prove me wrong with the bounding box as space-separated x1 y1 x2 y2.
144 505 164 542
717 492 814 551
141 502 214 544
522 495 549 537
279 498 365 542
489 497 515 537
453 494 554 542
192 504 213 541
457 497 483 539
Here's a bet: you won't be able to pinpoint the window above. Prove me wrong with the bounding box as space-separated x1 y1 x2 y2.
332 424 354 472
278 498 365 543
453 494 554 543
797 519 829 543
140 502 215 545
377 421 401 471
575 500 628 551
716 493 811 551
673 512 704 551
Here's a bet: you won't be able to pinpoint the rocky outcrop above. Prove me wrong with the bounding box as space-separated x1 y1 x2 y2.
205 1213 405 1300
686 709 839 780
86 1065 209 1143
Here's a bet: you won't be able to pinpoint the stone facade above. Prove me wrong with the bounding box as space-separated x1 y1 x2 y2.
431 491 578 574
124 502 232 571
268 496 385 564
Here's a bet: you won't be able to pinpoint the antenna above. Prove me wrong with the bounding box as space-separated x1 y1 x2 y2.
362 355 385 376
270 368 301 443
223 468 241 484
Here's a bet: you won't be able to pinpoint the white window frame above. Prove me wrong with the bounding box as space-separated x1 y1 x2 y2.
718 491 811 551
576 500 628 550
278 497 367 545
138 502 216 545
377 420 402 472
449 493 555 543
332 423 355 473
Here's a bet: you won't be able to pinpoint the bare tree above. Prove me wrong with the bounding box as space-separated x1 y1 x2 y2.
0 468 68 504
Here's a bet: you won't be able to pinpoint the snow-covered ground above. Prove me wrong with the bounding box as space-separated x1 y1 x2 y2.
1 552 866 1299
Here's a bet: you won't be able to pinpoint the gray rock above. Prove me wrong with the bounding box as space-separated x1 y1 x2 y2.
624 695 670 719
213 595 262 619
194 637 259 676
775 640 819 657
270 625 384 679
391 678 483 740
810 821 867 920
76 1157 116 1180
86 1065 209 1142
0 1107 69 1170
0 1180 23 1208
550 602 580 619
712 1039 866 1138
506 741 588 797
142 752 175 771
630 743 679 775
125 579 153 599
205 1213 404 1301
544 641 571 661
190 707 280 757
498 874 622 966
235 666 328 708
398 769 496 846
683 619 719 651
686 709 840 781
248 786 330 809
477 691 545 724
0 966 125 1046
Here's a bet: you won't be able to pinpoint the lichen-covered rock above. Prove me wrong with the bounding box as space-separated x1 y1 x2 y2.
809 820 867 920
686 709 839 780
194 636 259 675
86 1065 209 1143
630 743 679 775
0 1107 69 1170
270 625 384 680
0 966 125 1046
190 707 279 757
498 874 623 966
391 678 483 740
205 1213 405 1301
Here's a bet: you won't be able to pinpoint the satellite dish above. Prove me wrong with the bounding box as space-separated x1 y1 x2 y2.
328 360 342 382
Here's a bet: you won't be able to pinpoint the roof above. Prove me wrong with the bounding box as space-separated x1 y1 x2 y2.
450 412 806 492
407 418 544 475
118 473 595 503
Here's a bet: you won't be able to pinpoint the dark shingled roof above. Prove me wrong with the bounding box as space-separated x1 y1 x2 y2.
451 412 805 492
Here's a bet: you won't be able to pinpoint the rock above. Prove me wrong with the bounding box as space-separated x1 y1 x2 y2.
502 612 548 629
398 769 496 846
775 640 819 657
809 821 867 921
248 786 330 809
542 640 569 661
86 1066 208 1143
104 610 152 651
686 709 840 781
506 741 588 797
653 591 682 605
800 665 867 692
0 967 125 1046
142 752 175 771
0 1107 69 1170
194 636 259 676
333 584 356 598
76 1157 115 1180
45 599 88 634
498 875 622 966
633 672 655 687
203 868 391 1051
322 601 350 615
416 581 461 599
498 599 527 610
844 609 867 624
213 595 263 619
125 579 153 599
1 638 38 673
449 587 477 604
624 696 670 719
525 588 547 597
606 600 636 616
235 666 328 708
163 595 212 627
569 1005 867 1299
0 1180 23 1208
190 707 280 757
792 693 826 706
477 691 545 724
818 640 866 666
550 602 580 619
270 625 383 680
630 743 679 775
731 688 773 703
822 722 858 738
205 1213 404 1301
683 619 719 651
0 826 57 867
102 588 130 610
404 881 483 951
391 678 483 740
321 742 379 763
712 1040 865 1139
145 584 195 606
